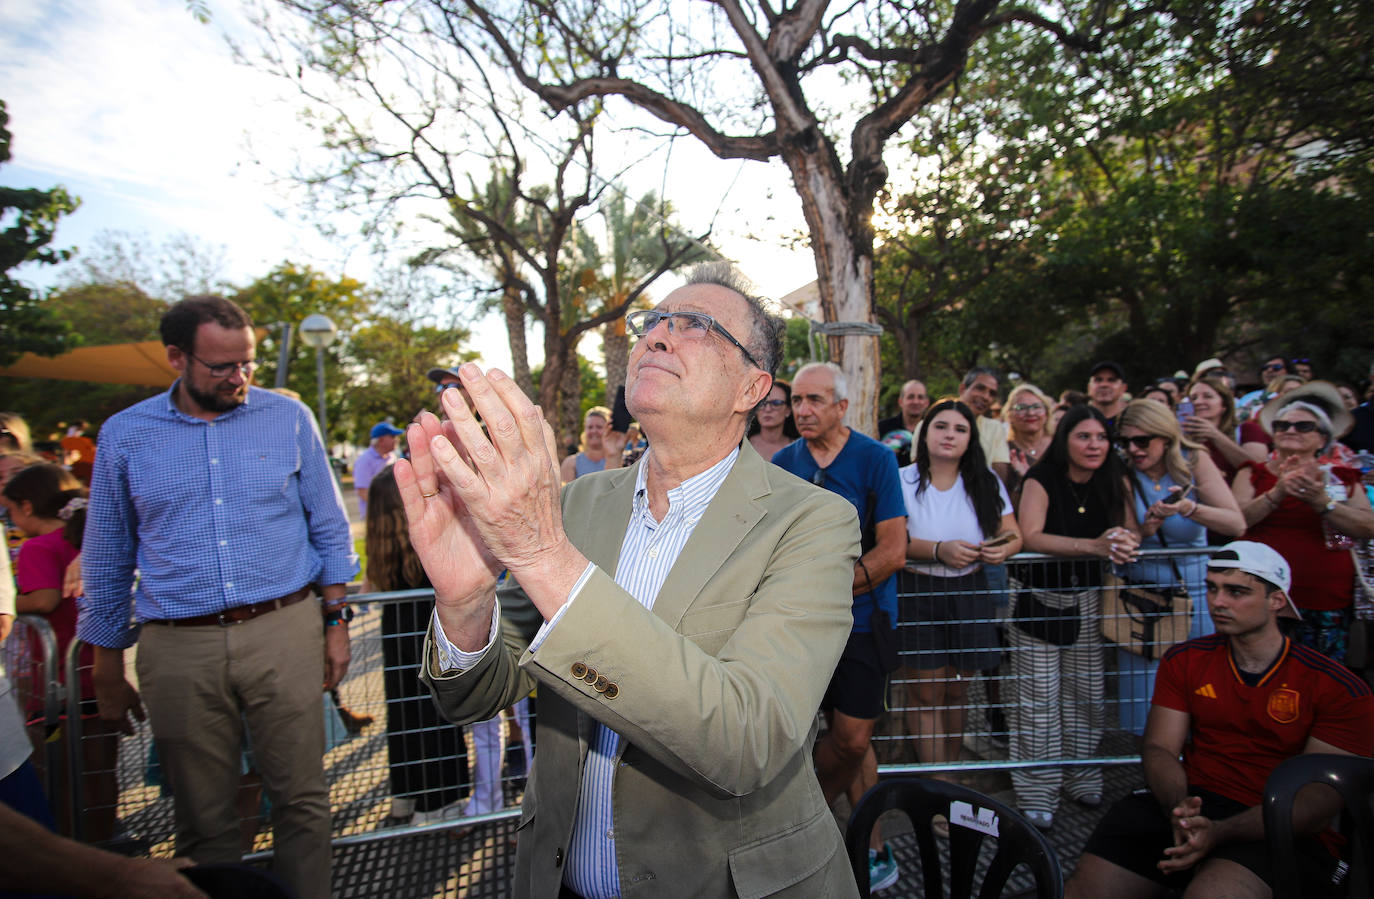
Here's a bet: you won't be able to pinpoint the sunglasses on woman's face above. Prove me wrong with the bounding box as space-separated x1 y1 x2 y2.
1272 420 1320 433
1116 435 1161 449
759 399 787 408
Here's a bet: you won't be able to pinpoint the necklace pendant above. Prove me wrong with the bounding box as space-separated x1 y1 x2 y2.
1077 505 1086 514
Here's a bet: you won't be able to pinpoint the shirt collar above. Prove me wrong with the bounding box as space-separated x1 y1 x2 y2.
162 379 255 423
632 444 741 524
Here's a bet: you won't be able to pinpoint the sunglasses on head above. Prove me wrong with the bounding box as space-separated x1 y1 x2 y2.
1117 435 1161 449
1272 420 1320 433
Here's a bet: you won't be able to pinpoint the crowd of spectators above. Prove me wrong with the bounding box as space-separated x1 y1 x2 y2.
3 310 1374 897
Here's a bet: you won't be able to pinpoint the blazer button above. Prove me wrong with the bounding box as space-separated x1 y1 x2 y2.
593 675 608 692
570 662 587 679
555 848 564 867
583 666 598 684
604 683 619 699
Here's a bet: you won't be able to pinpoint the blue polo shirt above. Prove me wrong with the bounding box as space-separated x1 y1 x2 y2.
773 431 903 632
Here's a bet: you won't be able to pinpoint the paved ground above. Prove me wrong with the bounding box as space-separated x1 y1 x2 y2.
101 601 1142 898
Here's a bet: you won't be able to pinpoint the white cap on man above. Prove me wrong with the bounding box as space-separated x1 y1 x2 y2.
1207 541 1300 618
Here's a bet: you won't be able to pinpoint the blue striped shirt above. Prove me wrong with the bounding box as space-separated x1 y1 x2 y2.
78 384 358 649
564 446 739 899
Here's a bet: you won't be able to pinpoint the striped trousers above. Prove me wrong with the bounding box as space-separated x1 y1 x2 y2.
1006 585 1104 816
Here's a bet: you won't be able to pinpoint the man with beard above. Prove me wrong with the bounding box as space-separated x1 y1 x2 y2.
80 296 357 899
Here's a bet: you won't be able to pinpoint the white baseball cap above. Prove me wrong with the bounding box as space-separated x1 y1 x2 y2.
1207 541 1299 618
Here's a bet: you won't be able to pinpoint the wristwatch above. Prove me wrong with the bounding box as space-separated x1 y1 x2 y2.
1321 496 1337 515
324 605 354 626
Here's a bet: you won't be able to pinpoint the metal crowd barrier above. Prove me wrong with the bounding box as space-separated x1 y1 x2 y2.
2 615 62 799
876 547 1212 778
52 548 1211 856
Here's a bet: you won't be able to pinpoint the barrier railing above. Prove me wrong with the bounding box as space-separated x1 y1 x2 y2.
54 548 1211 857
3 615 62 800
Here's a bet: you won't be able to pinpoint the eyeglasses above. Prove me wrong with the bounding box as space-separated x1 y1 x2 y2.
1261 362 1286 372
626 310 761 370
1010 403 1046 414
187 352 256 378
1116 435 1162 449
760 399 787 408
1272 419 1321 433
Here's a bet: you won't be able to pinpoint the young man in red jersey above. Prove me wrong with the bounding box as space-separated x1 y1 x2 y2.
1067 541 1373 899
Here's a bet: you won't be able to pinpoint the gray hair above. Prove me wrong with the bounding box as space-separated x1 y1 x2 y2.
683 262 784 378
795 361 848 402
1276 400 1335 452
962 366 1001 391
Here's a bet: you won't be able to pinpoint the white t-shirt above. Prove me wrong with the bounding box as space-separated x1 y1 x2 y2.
900 464 1012 577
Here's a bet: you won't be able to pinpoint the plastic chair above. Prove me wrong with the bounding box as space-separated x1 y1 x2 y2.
1263 753 1374 899
845 777 1063 898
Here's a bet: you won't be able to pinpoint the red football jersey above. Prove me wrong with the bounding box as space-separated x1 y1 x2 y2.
1154 634 1374 808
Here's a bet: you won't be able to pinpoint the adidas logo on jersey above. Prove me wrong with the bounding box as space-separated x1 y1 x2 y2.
1194 684 1218 699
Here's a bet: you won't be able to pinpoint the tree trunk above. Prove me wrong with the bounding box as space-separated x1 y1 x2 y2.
602 317 628 408
781 149 881 437
501 285 533 397
558 344 583 450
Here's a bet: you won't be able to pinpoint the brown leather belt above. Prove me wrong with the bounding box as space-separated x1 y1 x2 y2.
146 586 312 628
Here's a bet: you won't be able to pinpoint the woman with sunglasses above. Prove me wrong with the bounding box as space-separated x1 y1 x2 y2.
899 400 1020 777
1002 384 1055 510
1009 405 1139 830
1113 400 1244 734
1232 399 1374 661
747 378 799 462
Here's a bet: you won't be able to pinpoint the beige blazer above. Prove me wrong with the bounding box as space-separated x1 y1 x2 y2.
422 441 861 898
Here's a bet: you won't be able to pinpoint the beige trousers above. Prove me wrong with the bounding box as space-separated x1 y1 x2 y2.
137 596 330 899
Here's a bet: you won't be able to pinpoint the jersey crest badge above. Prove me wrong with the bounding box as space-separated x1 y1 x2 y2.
1267 688 1300 724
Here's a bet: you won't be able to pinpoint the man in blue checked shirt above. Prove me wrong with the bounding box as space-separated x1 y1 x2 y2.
79 296 358 899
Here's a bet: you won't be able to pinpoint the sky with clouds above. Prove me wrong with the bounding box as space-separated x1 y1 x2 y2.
1 0 816 371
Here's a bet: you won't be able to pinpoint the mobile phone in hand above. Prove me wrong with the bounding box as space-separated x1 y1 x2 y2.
982 531 1015 547
611 386 632 433
1161 485 1194 505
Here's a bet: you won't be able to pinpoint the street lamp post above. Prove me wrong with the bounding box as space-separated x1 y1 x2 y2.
297 314 338 440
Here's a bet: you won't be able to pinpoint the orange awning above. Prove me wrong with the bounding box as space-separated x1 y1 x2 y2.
0 340 177 387
0 328 272 388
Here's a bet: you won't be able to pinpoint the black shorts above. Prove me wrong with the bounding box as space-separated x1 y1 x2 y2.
897 569 1002 672
1084 787 1343 895
820 631 888 719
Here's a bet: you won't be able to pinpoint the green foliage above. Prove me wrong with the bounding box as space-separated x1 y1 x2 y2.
0 100 81 365
1 283 170 436
874 1 1374 399
346 313 476 437
232 262 374 443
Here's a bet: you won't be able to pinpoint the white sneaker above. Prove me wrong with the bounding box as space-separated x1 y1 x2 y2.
412 799 466 826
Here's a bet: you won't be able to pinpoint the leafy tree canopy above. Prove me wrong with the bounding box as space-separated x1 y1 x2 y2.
0 99 81 365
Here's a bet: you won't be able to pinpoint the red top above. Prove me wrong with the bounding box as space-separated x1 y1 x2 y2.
1241 461 1360 611
1208 420 1270 482
1155 634 1374 808
14 528 94 714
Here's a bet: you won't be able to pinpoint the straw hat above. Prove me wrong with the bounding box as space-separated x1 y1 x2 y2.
1257 380 1354 436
